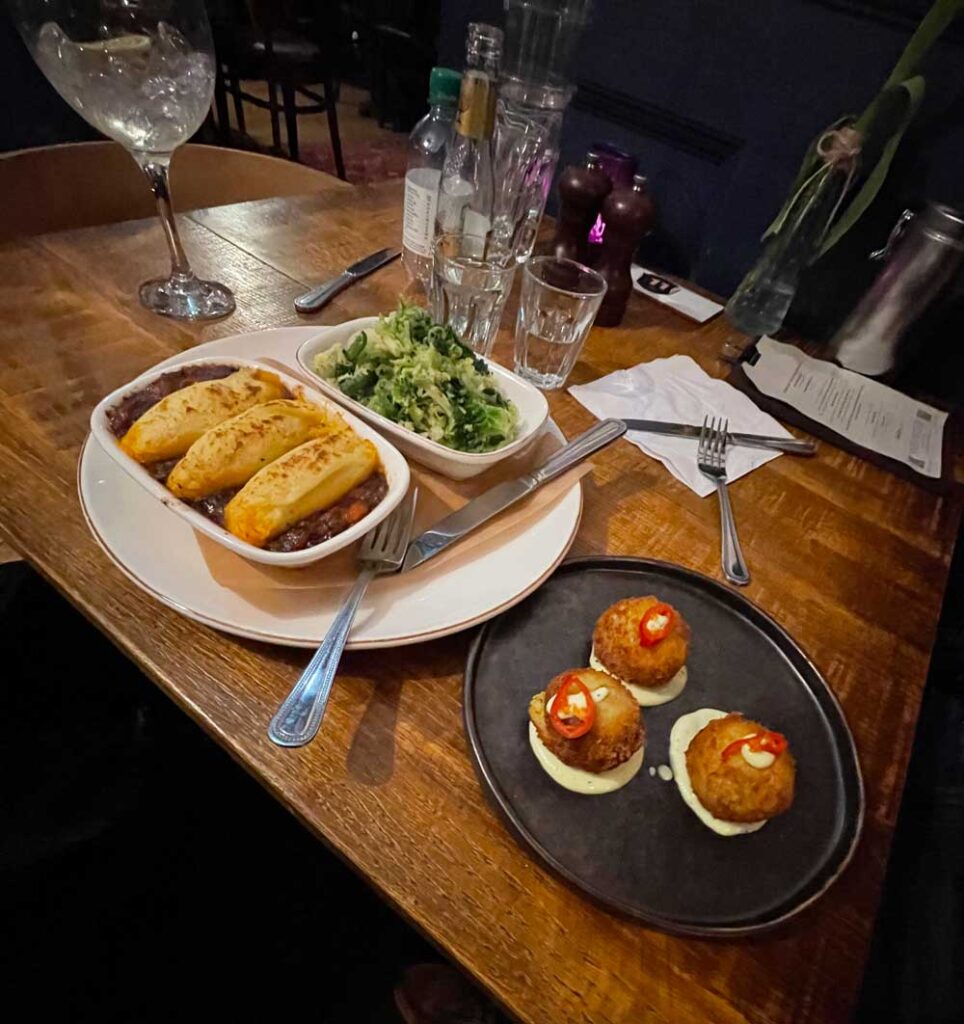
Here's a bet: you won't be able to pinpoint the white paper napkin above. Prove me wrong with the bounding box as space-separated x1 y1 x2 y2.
569 355 791 496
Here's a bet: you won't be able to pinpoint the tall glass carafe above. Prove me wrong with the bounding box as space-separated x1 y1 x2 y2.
491 0 593 262
435 24 502 242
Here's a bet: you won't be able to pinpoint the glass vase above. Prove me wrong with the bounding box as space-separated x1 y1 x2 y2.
725 166 850 338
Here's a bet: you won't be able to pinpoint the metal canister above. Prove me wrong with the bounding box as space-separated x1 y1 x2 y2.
829 203 964 377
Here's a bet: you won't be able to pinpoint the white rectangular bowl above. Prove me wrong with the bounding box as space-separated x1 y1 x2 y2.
296 316 549 480
89 356 411 567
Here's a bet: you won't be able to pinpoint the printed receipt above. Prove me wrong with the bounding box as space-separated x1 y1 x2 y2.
744 337 947 478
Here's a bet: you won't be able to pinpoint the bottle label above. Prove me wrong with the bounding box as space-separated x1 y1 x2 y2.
403 169 441 257
455 71 495 140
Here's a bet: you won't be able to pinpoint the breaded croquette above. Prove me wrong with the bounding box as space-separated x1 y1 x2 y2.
592 596 690 689
529 668 644 773
685 713 795 822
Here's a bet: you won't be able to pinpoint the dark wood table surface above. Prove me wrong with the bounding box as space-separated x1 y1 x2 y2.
1 179 960 1024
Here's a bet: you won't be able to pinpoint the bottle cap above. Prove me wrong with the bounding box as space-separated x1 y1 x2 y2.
429 67 461 105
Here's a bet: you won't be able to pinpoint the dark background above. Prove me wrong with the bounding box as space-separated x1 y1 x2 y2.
4 0 964 305
437 0 964 299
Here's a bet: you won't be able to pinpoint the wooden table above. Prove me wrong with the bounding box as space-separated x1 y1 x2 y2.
1 179 960 1024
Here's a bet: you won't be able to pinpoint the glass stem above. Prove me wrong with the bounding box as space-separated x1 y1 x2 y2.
140 157 193 278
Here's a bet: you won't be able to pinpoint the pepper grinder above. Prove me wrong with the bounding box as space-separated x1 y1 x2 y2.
594 174 655 327
552 150 612 265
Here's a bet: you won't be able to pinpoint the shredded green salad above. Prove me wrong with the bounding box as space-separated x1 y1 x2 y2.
313 304 518 453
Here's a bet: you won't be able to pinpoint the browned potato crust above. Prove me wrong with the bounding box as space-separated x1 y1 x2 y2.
592 596 690 688
685 714 795 822
528 668 644 773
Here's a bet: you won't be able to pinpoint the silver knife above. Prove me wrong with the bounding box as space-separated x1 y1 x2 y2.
294 247 400 313
621 418 816 455
402 418 627 573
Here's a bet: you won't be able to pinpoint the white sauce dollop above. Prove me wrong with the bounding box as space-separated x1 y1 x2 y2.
741 746 776 769
528 723 644 795
656 764 674 782
589 646 688 707
668 708 766 837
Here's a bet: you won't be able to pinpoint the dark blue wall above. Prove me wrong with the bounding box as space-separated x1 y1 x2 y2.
1 9 98 151
439 1 964 298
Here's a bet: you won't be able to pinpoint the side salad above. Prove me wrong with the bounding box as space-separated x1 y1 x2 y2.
312 304 518 453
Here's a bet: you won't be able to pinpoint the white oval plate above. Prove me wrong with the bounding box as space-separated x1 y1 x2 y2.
296 316 549 480
78 327 583 649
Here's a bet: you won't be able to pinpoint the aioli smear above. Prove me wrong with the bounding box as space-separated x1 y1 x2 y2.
668 709 766 837
528 723 644 795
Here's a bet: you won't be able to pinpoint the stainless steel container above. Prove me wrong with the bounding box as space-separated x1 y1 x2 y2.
829 203 964 377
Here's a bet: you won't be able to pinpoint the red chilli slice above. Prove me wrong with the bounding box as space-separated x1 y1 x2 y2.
548 674 597 739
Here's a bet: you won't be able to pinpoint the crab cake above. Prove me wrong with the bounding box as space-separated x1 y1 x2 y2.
590 596 690 706
684 712 795 824
528 669 645 795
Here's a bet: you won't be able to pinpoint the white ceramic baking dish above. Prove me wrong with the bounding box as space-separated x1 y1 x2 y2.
296 316 549 480
89 356 410 567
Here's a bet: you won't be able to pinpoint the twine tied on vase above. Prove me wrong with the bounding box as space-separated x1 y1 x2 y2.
815 126 863 231
815 125 863 170
764 123 864 245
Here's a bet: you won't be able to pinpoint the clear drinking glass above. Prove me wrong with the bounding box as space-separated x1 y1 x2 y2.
430 232 516 357
9 0 235 320
513 256 606 389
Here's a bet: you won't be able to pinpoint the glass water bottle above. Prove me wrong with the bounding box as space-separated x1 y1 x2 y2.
402 67 461 288
435 23 503 243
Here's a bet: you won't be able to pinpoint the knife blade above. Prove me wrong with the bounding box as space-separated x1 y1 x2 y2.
402 418 627 573
294 247 400 313
621 419 816 455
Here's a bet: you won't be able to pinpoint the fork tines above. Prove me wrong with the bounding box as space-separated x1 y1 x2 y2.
360 487 418 568
698 416 729 467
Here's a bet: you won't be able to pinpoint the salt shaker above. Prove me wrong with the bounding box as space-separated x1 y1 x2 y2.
829 203 964 377
594 174 655 327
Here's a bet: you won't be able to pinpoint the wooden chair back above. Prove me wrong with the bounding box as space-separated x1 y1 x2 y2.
0 141 344 241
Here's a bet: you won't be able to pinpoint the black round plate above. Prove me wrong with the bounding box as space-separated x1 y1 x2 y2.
464 557 864 935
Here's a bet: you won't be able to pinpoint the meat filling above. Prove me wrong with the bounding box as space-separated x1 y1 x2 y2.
266 474 389 551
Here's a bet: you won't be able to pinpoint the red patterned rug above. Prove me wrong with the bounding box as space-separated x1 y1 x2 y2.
300 136 408 184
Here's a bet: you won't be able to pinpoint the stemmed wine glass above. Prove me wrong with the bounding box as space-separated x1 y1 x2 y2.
8 0 235 320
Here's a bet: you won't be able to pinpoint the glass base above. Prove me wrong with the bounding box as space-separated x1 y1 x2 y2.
513 360 569 390
720 333 752 365
139 273 235 320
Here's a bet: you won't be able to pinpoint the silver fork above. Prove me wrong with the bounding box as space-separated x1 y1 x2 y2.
268 489 418 747
698 417 750 587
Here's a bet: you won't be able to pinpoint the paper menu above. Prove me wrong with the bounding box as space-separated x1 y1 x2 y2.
743 337 947 478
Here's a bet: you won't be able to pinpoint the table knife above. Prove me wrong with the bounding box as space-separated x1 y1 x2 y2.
294 247 400 313
621 418 816 455
402 418 627 573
